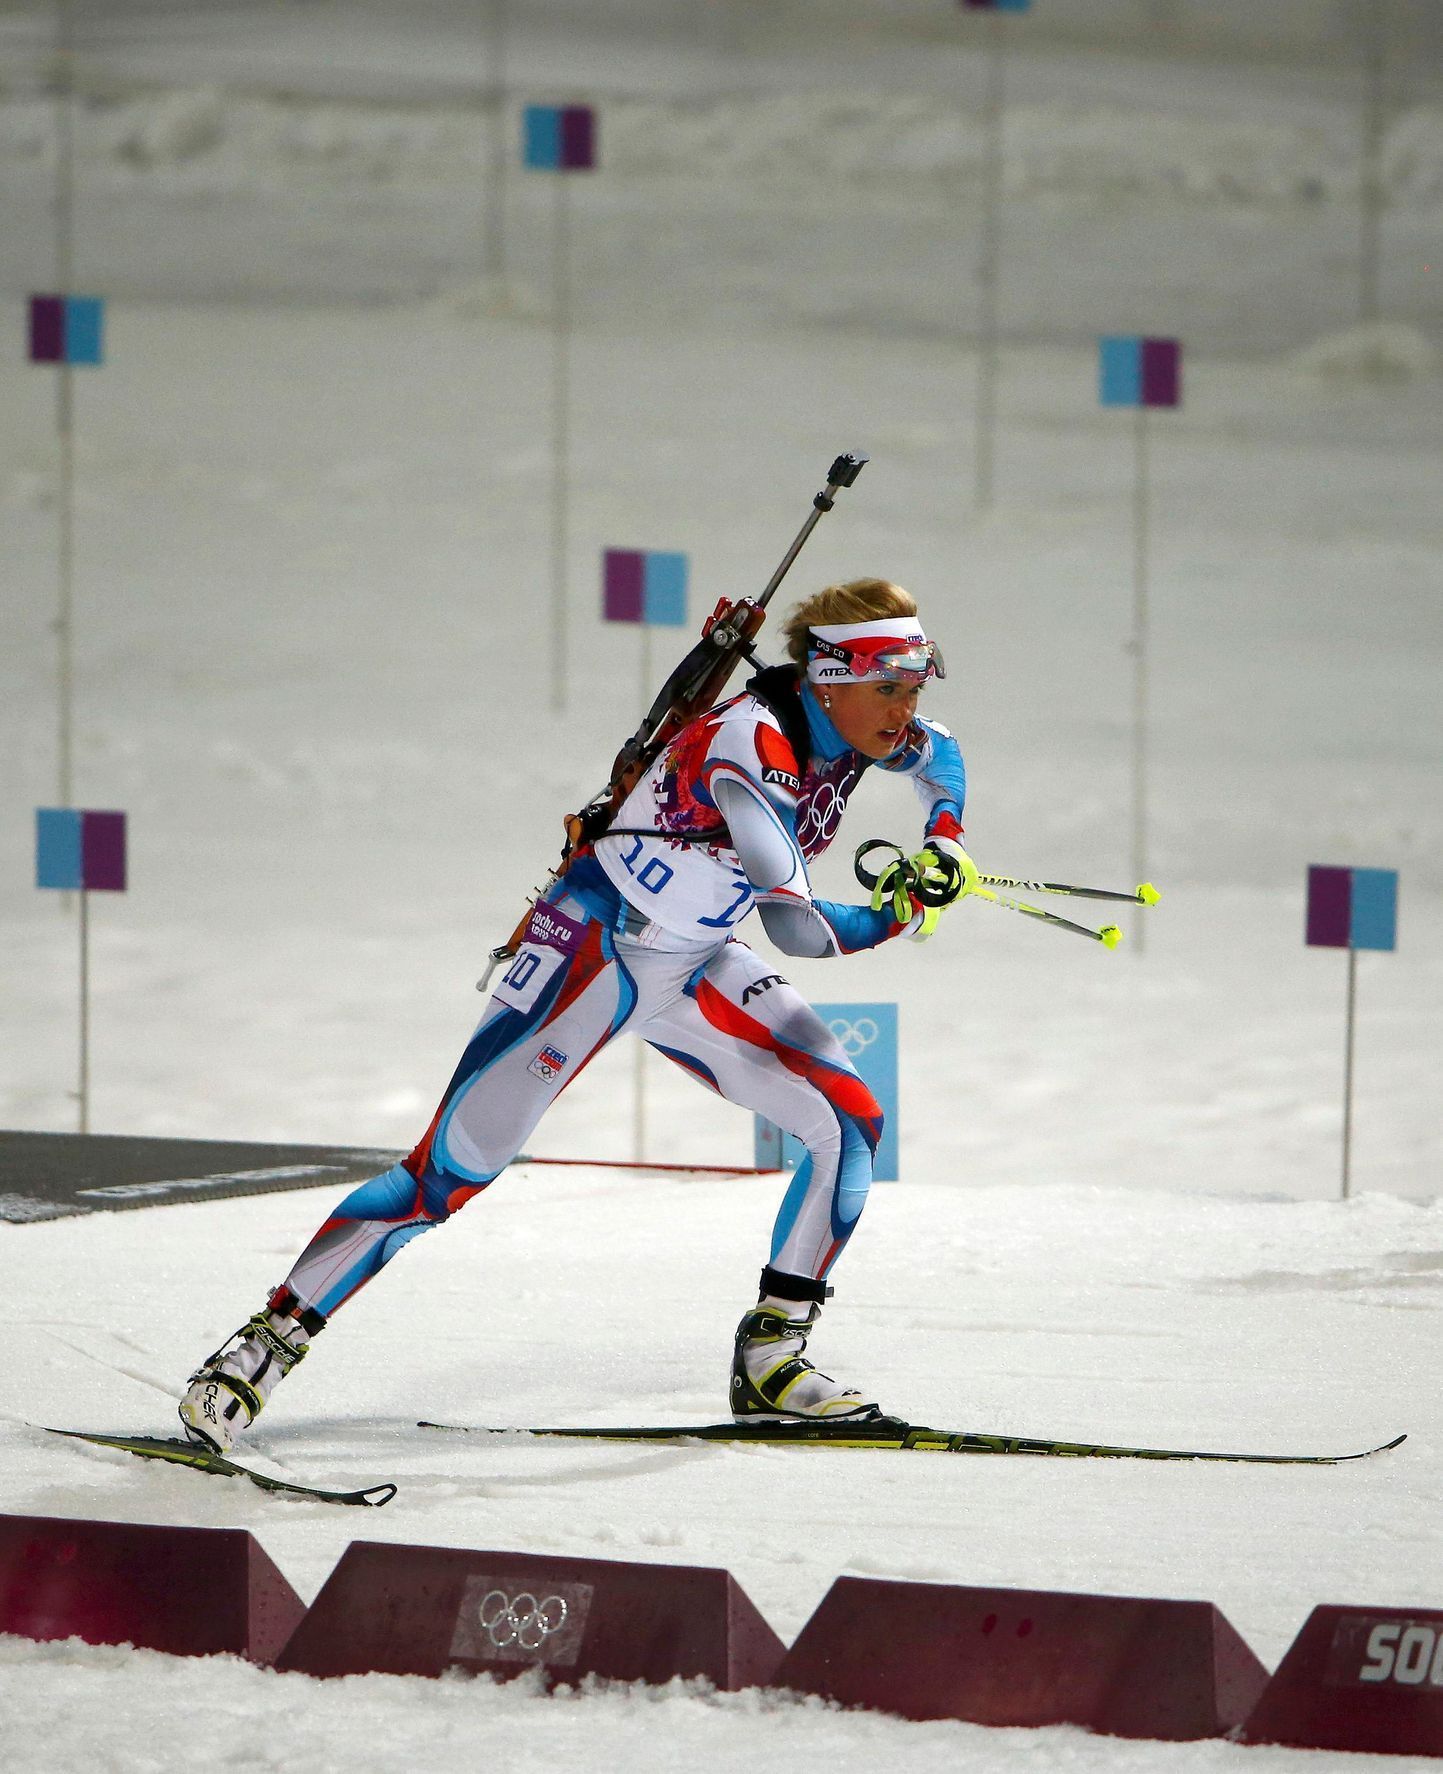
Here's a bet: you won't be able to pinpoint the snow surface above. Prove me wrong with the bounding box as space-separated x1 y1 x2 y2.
2 3 1442 1769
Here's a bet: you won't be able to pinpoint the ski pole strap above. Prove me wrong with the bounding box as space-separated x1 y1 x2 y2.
852 839 962 910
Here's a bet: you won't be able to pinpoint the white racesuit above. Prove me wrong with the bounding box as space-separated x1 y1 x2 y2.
281 666 966 1319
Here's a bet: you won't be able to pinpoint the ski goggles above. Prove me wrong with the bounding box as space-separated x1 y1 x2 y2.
806 630 946 687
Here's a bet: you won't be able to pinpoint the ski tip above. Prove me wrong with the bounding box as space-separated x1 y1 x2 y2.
1100 924 1123 948
1136 882 1161 906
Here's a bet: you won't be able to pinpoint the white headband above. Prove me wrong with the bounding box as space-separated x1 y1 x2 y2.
805 617 930 685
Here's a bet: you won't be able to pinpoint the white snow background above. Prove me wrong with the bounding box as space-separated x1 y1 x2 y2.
2 3 1442 1769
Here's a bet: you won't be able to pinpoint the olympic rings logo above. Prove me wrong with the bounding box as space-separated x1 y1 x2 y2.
828 1016 879 1056
795 762 861 851
476 1588 570 1652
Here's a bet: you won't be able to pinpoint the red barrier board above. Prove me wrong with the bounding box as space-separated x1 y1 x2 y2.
774 1576 1267 1739
274 1541 784 1690
0 1512 304 1663
1241 1603 1443 1755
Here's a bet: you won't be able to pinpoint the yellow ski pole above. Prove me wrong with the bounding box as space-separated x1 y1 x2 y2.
971 884 1123 947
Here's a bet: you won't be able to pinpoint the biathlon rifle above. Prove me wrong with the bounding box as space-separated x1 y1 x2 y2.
480 451 869 990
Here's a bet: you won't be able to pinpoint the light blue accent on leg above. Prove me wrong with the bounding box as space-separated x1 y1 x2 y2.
769 1119 873 1268
834 1120 874 1227
310 1220 432 1316
328 1162 419 1220
769 1151 816 1264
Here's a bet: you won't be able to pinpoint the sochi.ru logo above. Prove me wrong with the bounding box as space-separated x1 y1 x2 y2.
1355 1620 1443 1687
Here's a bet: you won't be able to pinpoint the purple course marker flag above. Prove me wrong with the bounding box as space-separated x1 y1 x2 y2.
81 811 127 891
1140 338 1181 408
602 549 646 623
1305 866 1352 949
28 295 65 363
559 105 596 171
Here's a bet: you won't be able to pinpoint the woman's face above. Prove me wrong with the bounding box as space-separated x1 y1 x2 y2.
819 677 922 759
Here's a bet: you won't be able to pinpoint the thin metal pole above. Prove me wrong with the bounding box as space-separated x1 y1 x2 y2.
549 176 571 713
974 10 1005 511
1359 0 1386 325
1341 947 1358 1199
482 0 508 286
55 0 77 810
78 886 89 1132
58 364 76 810
1131 405 1149 952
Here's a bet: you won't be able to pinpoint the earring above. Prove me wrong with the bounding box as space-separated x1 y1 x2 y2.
822 694 832 709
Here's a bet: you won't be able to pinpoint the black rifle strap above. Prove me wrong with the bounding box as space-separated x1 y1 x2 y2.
742 663 810 777
592 668 812 856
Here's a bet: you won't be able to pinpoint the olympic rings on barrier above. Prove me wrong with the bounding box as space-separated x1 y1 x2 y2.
476 1588 570 1652
828 1016 879 1057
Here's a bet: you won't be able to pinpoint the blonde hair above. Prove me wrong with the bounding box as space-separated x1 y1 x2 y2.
781 578 918 670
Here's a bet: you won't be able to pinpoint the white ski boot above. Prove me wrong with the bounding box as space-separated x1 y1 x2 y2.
178 1287 325 1453
730 1267 881 1421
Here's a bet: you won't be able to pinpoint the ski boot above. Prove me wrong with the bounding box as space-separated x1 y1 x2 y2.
731 1266 882 1421
178 1285 325 1453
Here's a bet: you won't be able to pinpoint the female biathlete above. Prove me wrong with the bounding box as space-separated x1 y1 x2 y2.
179 578 976 1452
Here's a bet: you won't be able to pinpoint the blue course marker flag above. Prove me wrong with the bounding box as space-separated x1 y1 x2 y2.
602 549 688 626
36 808 127 891
36 808 84 889
1100 336 1181 408
64 297 105 365
1305 865 1398 952
1099 336 1143 406
28 295 105 365
755 1002 899 1183
1348 868 1398 952
642 551 688 627
523 104 596 171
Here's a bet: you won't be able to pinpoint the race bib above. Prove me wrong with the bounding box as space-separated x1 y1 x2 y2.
491 941 567 1014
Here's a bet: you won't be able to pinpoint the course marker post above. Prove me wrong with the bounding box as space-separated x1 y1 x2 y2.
30 293 105 814
523 103 596 714
959 0 1031 510
1358 4 1388 324
36 807 127 1132
1099 335 1181 949
601 547 689 1159
1306 865 1398 1199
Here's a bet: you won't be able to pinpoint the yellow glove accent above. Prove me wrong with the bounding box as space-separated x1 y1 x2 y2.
868 866 917 923
912 838 979 906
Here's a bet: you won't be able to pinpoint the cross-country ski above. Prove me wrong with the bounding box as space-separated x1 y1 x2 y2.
42 1426 397 1506
418 1418 1406 1467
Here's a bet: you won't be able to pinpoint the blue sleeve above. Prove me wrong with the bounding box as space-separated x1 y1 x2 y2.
880 715 966 838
